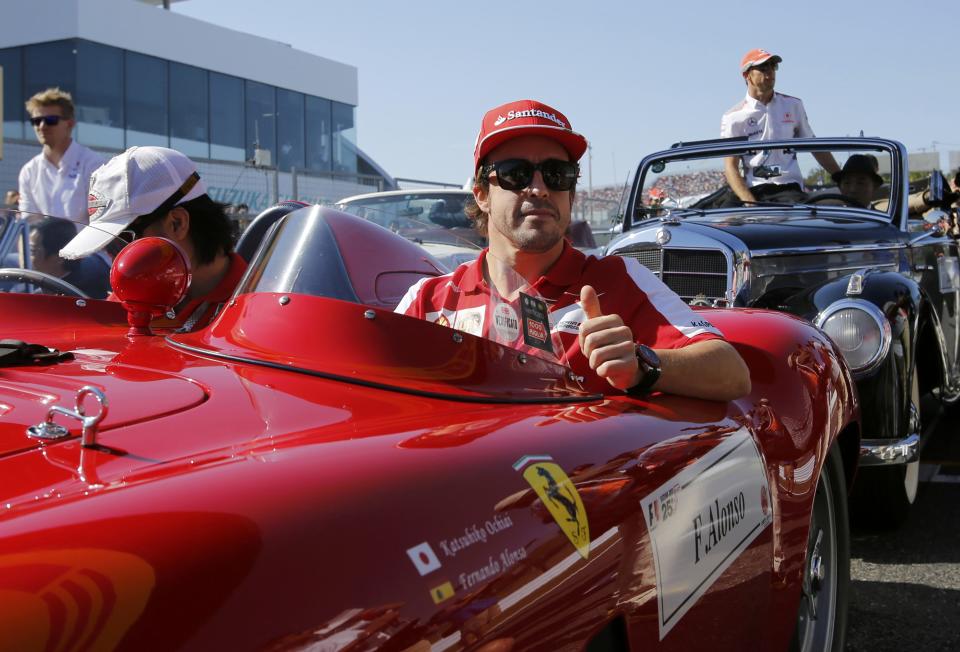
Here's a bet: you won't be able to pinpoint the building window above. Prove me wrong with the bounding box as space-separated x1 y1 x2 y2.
276 89 304 172
209 72 243 162
76 40 123 149
170 62 208 159
305 95 331 173
332 101 356 174
245 80 275 165
125 52 167 147
0 47 23 140
23 40 77 134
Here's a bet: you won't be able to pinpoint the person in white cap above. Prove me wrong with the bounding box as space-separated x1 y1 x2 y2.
18 88 105 223
396 99 750 401
60 146 247 330
720 49 839 204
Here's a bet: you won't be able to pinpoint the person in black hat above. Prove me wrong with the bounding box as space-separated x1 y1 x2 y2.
835 154 884 208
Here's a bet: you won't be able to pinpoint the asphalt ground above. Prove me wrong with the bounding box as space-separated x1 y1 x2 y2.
846 411 960 651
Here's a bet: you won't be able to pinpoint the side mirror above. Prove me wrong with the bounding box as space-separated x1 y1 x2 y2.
111 237 191 337
923 209 948 237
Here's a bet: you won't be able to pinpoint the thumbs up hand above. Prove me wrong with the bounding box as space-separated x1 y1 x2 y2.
578 285 642 391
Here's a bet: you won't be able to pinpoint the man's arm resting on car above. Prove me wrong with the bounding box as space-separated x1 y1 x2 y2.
654 339 751 401
579 286 751 401
724 156 757 202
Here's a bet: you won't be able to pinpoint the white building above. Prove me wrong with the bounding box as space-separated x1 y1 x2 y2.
0 0 395 212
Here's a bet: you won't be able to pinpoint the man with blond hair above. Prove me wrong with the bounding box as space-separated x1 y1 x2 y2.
18 87 104 224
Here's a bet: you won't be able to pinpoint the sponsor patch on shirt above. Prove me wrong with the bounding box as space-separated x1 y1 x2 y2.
549 303 586 335
519 292 553 354
453 306 485 337
640 427 772 640
492 302 520 343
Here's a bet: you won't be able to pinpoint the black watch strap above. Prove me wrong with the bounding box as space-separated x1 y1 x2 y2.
627 344 661 396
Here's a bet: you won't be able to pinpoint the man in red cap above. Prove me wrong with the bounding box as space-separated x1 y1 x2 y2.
720 49 839 204
396 100 750 401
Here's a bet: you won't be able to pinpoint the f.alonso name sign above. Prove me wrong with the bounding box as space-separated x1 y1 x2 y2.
640 427 772 640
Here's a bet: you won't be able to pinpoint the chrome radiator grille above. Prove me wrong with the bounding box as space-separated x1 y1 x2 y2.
617 246 729 304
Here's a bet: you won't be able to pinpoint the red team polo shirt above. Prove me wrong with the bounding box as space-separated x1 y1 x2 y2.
396 243 724 395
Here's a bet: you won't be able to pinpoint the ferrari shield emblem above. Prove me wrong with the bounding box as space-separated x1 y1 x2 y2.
514 455 590 559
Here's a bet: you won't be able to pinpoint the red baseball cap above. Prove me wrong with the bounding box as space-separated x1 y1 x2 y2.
740 48 782 75
473 99 588 170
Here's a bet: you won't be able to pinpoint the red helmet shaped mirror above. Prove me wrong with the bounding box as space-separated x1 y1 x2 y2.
110 237 191 337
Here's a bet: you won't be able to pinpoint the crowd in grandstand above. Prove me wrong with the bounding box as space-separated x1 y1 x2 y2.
648 170 726 201
571 170 727 220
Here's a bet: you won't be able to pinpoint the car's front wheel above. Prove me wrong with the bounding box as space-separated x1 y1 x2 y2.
851 367 921 528
790 442 850 652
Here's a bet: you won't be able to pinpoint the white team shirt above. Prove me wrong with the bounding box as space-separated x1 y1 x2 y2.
18 140 105 224
720 92 814 188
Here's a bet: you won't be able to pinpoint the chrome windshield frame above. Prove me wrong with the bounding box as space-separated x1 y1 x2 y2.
624 137 908 232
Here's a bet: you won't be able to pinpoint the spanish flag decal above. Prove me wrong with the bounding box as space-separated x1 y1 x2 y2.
430 581 456 604
514 455 590 559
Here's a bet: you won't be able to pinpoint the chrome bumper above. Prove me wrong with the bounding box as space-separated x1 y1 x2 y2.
859 434 920 466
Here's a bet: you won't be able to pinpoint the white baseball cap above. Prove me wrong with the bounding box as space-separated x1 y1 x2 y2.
60 146 207 260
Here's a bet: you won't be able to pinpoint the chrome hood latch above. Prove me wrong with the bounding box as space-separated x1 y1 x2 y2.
27 386 109 448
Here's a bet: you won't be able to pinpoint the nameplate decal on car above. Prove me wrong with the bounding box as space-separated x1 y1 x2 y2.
640 427 772 640
405 512 517 603
514 454 590 559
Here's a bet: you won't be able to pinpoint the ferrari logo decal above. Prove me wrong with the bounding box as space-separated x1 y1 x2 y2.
515 455 590 559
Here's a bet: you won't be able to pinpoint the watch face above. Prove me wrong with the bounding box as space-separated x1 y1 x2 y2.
637 344 660 369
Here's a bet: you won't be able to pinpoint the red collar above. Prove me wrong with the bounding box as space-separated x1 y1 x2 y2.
177 252 247 314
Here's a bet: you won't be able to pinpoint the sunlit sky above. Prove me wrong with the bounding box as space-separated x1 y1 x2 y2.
174 0 960 188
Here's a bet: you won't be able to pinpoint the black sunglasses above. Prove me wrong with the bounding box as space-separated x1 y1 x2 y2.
29 115 63 127
483 158 579 192
118 213 165 245
750 62 778 73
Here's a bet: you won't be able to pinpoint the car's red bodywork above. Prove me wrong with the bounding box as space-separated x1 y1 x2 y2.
0 207 859 651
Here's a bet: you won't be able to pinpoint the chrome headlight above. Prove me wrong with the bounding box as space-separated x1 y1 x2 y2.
815 299 892 375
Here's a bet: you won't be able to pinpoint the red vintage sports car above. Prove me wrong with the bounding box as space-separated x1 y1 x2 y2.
0 205 859 651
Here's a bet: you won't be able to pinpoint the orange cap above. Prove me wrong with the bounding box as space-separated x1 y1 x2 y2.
740 48 782 75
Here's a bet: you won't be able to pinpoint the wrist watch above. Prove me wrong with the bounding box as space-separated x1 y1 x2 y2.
628 343 661 395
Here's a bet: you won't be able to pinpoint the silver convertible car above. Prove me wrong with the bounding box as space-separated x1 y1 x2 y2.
605 136 959 527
